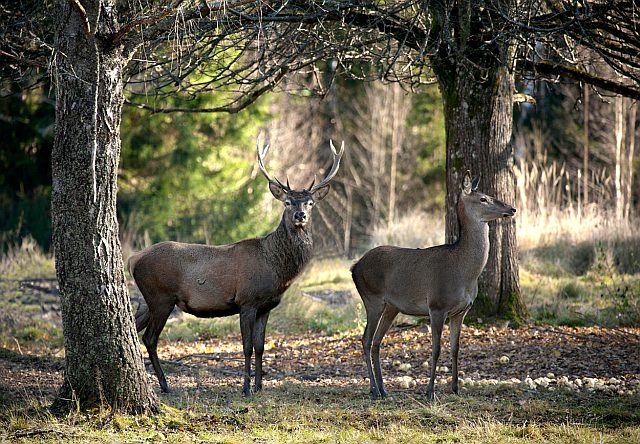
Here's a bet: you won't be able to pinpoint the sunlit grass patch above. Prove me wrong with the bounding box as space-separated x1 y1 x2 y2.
298 256 355 292
163 313 239 342
522 271 640 327
0 236 54 279
270 284 363 334
2 385 639 443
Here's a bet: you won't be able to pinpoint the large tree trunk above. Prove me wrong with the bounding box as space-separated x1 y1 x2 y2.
52 0 158 413
435 59 528 323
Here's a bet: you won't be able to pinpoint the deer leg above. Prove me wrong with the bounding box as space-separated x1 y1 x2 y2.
426 309 446 401
362 302 385 398
141 302 174 393
449 307 469 395
253 310 270 393
370 303 399 399
239 307 257 397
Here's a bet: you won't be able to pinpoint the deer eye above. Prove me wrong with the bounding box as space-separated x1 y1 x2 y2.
285 201 292 206
480 197 487 203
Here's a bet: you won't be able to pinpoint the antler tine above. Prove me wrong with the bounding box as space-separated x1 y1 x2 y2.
309 140 345 193
256 134 291 191
306 175 317 191
256 134 273 182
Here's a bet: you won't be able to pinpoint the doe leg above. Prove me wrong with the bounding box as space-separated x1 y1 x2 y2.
253 310 271 393
426 309 446 401
141 303 174 393
239 307 258 397
449 308 469 395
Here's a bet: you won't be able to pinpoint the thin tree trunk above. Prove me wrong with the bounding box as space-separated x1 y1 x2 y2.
624 101 636 219
614 95 625 221
582 86 590 213
387 86 401 228
437 61 526 323
52 0 158 413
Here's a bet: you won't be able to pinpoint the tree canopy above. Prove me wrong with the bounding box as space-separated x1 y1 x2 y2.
3 1 639 105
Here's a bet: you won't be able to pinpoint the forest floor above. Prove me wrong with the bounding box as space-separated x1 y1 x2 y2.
1 251 640 442
1 321 640 443
2 323 640 406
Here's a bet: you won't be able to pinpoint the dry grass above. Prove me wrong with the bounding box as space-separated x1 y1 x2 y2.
0 236 54 279
369 210 445 249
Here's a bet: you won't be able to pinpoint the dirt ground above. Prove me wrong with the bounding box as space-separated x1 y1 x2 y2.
1 324 639 407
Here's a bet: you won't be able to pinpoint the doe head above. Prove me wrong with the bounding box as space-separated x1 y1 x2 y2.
257 135 344 229
460 170 516 222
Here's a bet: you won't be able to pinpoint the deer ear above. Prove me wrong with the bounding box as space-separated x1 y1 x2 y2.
471 175 480 191
312 184 330 201
269 181 287 201
462 170 473 195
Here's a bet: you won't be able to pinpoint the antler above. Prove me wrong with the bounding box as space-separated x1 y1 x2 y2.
308 140 345 193
256 134 289 190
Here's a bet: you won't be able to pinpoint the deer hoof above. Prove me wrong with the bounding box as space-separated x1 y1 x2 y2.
370 387 388 400
427 388 435 402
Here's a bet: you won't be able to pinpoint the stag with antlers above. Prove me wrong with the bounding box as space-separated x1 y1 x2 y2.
129 135 344 395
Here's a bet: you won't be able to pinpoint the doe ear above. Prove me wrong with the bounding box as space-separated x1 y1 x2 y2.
462 170 473 195
471 174 480 192
269 181 288 201
312 183 330 201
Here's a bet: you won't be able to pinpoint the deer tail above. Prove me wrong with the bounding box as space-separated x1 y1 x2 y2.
135 302 150 332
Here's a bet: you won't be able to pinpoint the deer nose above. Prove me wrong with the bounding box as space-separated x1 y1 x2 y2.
294 211 307 222
503 207 516 217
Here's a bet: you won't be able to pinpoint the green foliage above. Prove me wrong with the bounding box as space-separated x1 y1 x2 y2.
407 84 446 208
0 85 54 250
119 93 274 245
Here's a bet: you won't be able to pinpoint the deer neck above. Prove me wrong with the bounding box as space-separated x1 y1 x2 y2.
454 198 490 280
264 215 314 284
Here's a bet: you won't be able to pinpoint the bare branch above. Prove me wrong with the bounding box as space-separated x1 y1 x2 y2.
69 0 91 38
523 60 640 101
124 66 287 113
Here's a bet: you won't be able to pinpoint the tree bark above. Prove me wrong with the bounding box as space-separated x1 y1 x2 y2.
435 55 527 323
52 0 158 413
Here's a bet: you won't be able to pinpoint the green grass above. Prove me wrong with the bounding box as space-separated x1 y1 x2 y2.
520 238 640 327
2 384 639 443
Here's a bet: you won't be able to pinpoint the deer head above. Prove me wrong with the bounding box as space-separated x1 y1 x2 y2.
460 170 516 222
257 135 344 230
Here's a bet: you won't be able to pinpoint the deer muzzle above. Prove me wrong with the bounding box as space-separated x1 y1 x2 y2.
503 207 516 217
293 211 308 227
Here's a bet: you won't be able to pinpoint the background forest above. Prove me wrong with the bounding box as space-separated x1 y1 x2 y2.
3 78 637 253
1 75 638 327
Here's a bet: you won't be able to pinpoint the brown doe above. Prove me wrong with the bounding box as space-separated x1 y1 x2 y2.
129 135 344 396
351 171 516 400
